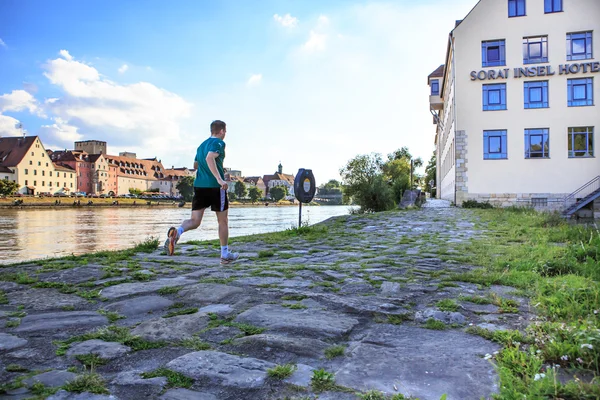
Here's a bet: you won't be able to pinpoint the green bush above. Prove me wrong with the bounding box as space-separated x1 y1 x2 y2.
462 199 494 209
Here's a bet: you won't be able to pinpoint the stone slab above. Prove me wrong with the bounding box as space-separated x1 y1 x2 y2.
380 282 401 295
11 288 81 311
0 333 28 351
159 389 217 400
283 363 315 387
336 324 500 399
66 340 131 360
37 266 104 284
131 313 210 342
415 309 466 325
15 312 108 333
166 351 276 389
47 391 118 400
24 370 77 388
178 284 243 303
235 304 358 338
232 334 329 358
112 370 167 386
99 277 196 299
103 296 174 317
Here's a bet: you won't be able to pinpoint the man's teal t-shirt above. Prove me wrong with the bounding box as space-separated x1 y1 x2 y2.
194 137 225 188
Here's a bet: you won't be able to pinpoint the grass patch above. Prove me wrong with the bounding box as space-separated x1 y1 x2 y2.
386 314 411 325
281 294 307 301
62 373 109 395
157 286 183 295
258 250 275 258
458 295 492 305
98 310 125 323
142 368 193 389
424 319 447 330
436 299 459 312
198 277 235 284
163 307 198 318
179 337 211 351
0 290 7 304
75 354 109 368
5 319 21 328
267 363 297 379
437 282 459 289
324 345 346 359
466 326 529 347
282 303 308 310
5 364 28 372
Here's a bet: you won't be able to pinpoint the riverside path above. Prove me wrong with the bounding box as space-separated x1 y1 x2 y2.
0 207 532 400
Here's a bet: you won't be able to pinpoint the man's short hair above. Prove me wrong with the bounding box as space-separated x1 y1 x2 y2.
210 120 226 135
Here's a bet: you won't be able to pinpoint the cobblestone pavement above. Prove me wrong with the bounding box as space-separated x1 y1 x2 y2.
0 208 531 400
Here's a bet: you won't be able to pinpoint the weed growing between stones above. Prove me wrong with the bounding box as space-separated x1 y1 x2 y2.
61 305 75 311
162 307 198 318
258 250 275 258
267 363 297 379
30 381 60 397
451 208 600 398
157 286 183 295
282 303 308 310
63 372 110 394
466 326 529 347
436 299 459 312
458 295 492 305
5 364 28 372
5 318 21 328
0 289 8 304
324 345 346 359
179 337 211 351
206 314 265 336
98 310 125 323
424 319 447 330
311 368 336 392
75 354 108 368
198 277 235 284
142 368 193 389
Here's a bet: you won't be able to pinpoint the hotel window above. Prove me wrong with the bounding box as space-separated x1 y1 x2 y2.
431 79 440 96
483 83 507 111
508 0 526 17
525 128 550 158
568 127 594 158
56 182 59 187
567 32 593 61
524 81 549 108
49 171 52 177
29 160 32 165
38 161 41 166
42 171 45 176
42 181 45 186
34 180 37 186
523 36 548 64
34 170 37 176
31 152 34 156
24 169 28 175
25 180 28 185
545 0 562 12
568 78 594 106
484 130 508 159
482 40 506 67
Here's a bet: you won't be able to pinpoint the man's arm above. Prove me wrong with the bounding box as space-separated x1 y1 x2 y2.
206 152 227 190
193 161 198 169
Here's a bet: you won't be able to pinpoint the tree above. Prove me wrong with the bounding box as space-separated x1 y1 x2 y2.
234 181 247 199
228 192 237 202
318 179 342 196
129 188 143 196
0 180 19 196
269 186 286 202
340 153 395 212
248 186 262 203
176 176 195 202
424 151 437 196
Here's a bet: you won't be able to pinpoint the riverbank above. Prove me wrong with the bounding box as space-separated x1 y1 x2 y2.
0 207 598 399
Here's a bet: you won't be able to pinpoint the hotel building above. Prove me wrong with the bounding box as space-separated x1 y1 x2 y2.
429 0 600 217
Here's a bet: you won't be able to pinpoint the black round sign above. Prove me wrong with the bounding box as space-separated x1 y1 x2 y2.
294 169 316 203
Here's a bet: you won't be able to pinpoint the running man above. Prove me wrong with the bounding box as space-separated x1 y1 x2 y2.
164 120 239 264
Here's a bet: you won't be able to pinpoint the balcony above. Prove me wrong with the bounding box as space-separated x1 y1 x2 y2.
429 94 443 110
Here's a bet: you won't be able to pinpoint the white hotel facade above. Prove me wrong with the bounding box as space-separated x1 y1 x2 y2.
429 0 600 217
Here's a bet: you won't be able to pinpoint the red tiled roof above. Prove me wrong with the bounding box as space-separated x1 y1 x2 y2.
53 163 76 172
0 136 37 167
104 154 165 180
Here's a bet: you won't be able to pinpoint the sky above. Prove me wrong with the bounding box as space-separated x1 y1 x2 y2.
0 0 477 185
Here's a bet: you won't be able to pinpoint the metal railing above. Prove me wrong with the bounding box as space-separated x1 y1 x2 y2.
563 175 600 211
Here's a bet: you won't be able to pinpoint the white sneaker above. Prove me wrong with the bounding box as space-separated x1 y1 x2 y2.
220 252 239 265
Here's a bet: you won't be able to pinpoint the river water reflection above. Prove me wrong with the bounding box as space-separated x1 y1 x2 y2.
0 205 354 264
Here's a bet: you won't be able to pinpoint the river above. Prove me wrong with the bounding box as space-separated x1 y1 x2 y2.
0 205 354 264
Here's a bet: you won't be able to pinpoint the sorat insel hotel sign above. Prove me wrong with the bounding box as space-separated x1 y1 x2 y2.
470 62 600 80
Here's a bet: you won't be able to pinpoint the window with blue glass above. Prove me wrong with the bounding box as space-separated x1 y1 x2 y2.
568 127 594 158
525 129 550 158
523 36 548 64
484 130 507 159
483 83 507 111
524 81 549 109
567 32 593 61
508 0 526 17
482 40 506 67
431 79 440 96
568 78 594 107
544 0 562 13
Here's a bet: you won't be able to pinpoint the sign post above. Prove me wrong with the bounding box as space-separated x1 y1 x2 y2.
294 169 316 228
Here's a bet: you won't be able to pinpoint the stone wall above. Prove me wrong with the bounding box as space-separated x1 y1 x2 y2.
455 130 468 205
466 193 569 212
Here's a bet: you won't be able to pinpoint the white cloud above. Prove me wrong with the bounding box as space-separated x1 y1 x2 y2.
58 49 73 61
0 38 6 48
302 31 327 52
39 118 83 144
40 51 192 151
273 13 298 28
118 64 129 74
317 15 329 25
246 74 262 87
0 115 22 137
0 90 38 114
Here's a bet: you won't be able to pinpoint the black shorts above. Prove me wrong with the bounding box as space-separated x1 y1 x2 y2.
192 188 229 212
